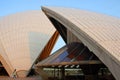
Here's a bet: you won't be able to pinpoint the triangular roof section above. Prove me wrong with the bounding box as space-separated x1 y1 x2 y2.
42 6 120 80
0 10 56 77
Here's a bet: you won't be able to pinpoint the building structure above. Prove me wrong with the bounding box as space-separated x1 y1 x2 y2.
0 10 58 77
0 6 120 80
38 6 119 80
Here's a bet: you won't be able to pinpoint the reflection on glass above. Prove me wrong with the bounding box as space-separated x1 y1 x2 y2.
47 42 99 64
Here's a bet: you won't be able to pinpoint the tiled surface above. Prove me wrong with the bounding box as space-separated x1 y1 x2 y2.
0 11 55 77
42 7 120 80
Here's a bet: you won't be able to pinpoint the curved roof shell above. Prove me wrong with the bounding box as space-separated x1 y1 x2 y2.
0 10 56 77
42 6 120 80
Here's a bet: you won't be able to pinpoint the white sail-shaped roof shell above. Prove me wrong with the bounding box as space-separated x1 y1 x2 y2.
42 7 120 80
0 11 56 77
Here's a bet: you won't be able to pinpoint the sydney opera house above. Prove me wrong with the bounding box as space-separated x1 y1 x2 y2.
0 6 120 80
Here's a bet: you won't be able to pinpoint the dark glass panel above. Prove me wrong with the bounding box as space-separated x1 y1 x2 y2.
51 51 69 63
66 43 85 59
45 42 99 64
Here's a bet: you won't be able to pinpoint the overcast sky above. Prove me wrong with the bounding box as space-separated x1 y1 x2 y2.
0 0 120 53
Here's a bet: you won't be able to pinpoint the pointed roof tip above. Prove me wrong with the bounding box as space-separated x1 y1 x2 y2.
41 6 64 10
41 6 49 12
41 6 44 9
41 6 50 9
